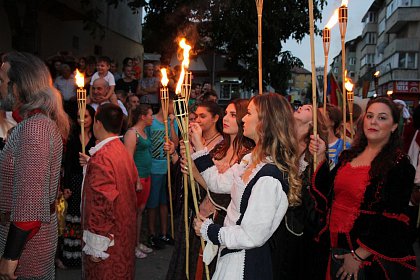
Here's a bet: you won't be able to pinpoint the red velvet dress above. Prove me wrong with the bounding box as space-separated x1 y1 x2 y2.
330 163 370 248
82 138 138 280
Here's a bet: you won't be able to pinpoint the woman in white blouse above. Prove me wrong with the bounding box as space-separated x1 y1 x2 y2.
188 93 301 279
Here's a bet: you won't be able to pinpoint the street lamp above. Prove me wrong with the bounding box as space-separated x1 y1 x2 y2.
374 70 380 95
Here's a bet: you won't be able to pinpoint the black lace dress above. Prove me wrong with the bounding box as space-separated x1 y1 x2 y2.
61 130 96 268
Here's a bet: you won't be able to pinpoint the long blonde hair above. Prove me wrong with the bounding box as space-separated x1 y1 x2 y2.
251 93 302 206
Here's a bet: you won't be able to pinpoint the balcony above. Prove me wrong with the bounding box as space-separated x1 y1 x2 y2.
386 7 420 33
384 38 420 57
362 23 378 36
361 44 376 55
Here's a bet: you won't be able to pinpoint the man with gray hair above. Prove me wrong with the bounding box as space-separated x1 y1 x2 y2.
0 51 70 279
90 78 128 116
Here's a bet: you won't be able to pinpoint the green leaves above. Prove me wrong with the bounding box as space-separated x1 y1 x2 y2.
142 0 326 92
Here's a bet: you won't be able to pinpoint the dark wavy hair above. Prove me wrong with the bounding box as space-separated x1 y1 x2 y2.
212 99 255 163
75 104 95 134
340 97 401 185
196 101 223 134
325 104 343 138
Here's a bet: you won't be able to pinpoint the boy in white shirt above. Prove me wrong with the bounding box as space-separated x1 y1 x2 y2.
89 56 118 106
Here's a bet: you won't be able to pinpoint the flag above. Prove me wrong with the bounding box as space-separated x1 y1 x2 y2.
327 73 342 107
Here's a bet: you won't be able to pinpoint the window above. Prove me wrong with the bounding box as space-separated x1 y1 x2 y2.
364 33 377 45
363 11 376 25
398 52 418 69
220 81 241 100
368 12 376 23
348 57 356 65
361 54 375 67
349 71 355 78
333 67 338 74
387 0 420 18
378 19 386 34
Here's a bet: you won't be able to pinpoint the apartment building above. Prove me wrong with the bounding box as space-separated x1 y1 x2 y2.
331 0 420 105
375 0 420 107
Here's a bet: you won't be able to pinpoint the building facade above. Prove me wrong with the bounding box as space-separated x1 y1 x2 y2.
329 0 420 107
0 0 144 68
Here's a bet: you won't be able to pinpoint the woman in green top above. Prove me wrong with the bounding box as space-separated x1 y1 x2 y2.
124 103 154 259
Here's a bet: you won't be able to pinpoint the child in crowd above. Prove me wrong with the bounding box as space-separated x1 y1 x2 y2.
89 56 118 106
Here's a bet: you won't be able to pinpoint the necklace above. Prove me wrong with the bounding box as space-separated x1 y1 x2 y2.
203 132 220 146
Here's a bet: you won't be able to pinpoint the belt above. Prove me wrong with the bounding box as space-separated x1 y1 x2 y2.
220 248 241 257
0 201 57 226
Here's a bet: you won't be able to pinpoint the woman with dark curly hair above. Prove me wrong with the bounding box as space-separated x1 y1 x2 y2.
313 97 416 279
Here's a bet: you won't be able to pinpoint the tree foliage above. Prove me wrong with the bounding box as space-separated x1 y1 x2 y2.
142 0 327 92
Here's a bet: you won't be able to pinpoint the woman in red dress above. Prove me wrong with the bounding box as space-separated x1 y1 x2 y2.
313 97 416 279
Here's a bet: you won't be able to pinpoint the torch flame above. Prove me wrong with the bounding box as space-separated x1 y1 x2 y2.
176 38 192 95
325 9 339 29
161 68 169 87
75 69 85 88
341 0 348 6
344 72 354 92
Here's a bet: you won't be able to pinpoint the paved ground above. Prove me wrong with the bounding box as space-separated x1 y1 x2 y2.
57 242 420 280
56 244 173 280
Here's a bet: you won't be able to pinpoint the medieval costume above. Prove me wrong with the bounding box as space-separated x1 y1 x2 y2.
270 155 330 280
81 137 138 280
193 151 289 280
322 151 416 279
166 138 224 280
61 128 96 267
0 113 63 279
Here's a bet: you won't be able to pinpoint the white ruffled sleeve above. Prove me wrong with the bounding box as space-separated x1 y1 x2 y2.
193 149 242 194
218 176 288 249
82 230 115 259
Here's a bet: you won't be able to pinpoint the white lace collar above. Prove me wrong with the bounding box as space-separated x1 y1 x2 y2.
89 136 120 156
299 154 308 175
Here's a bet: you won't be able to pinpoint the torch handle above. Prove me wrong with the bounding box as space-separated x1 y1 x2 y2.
341 38 347 151
163 119 175 238
80 121 85 154
184 139 210 280
308 0 318 169
183 172 190 279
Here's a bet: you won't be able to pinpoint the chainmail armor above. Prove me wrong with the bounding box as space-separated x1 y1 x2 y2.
0 114 62 279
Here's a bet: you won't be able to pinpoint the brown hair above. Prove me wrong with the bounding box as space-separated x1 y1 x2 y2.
251 93 301 206
213 99 255 163
325 104 342 138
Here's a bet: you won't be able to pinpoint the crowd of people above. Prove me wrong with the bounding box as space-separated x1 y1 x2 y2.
0 50 419 280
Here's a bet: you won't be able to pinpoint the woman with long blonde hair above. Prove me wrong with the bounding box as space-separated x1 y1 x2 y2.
189 93 300 279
